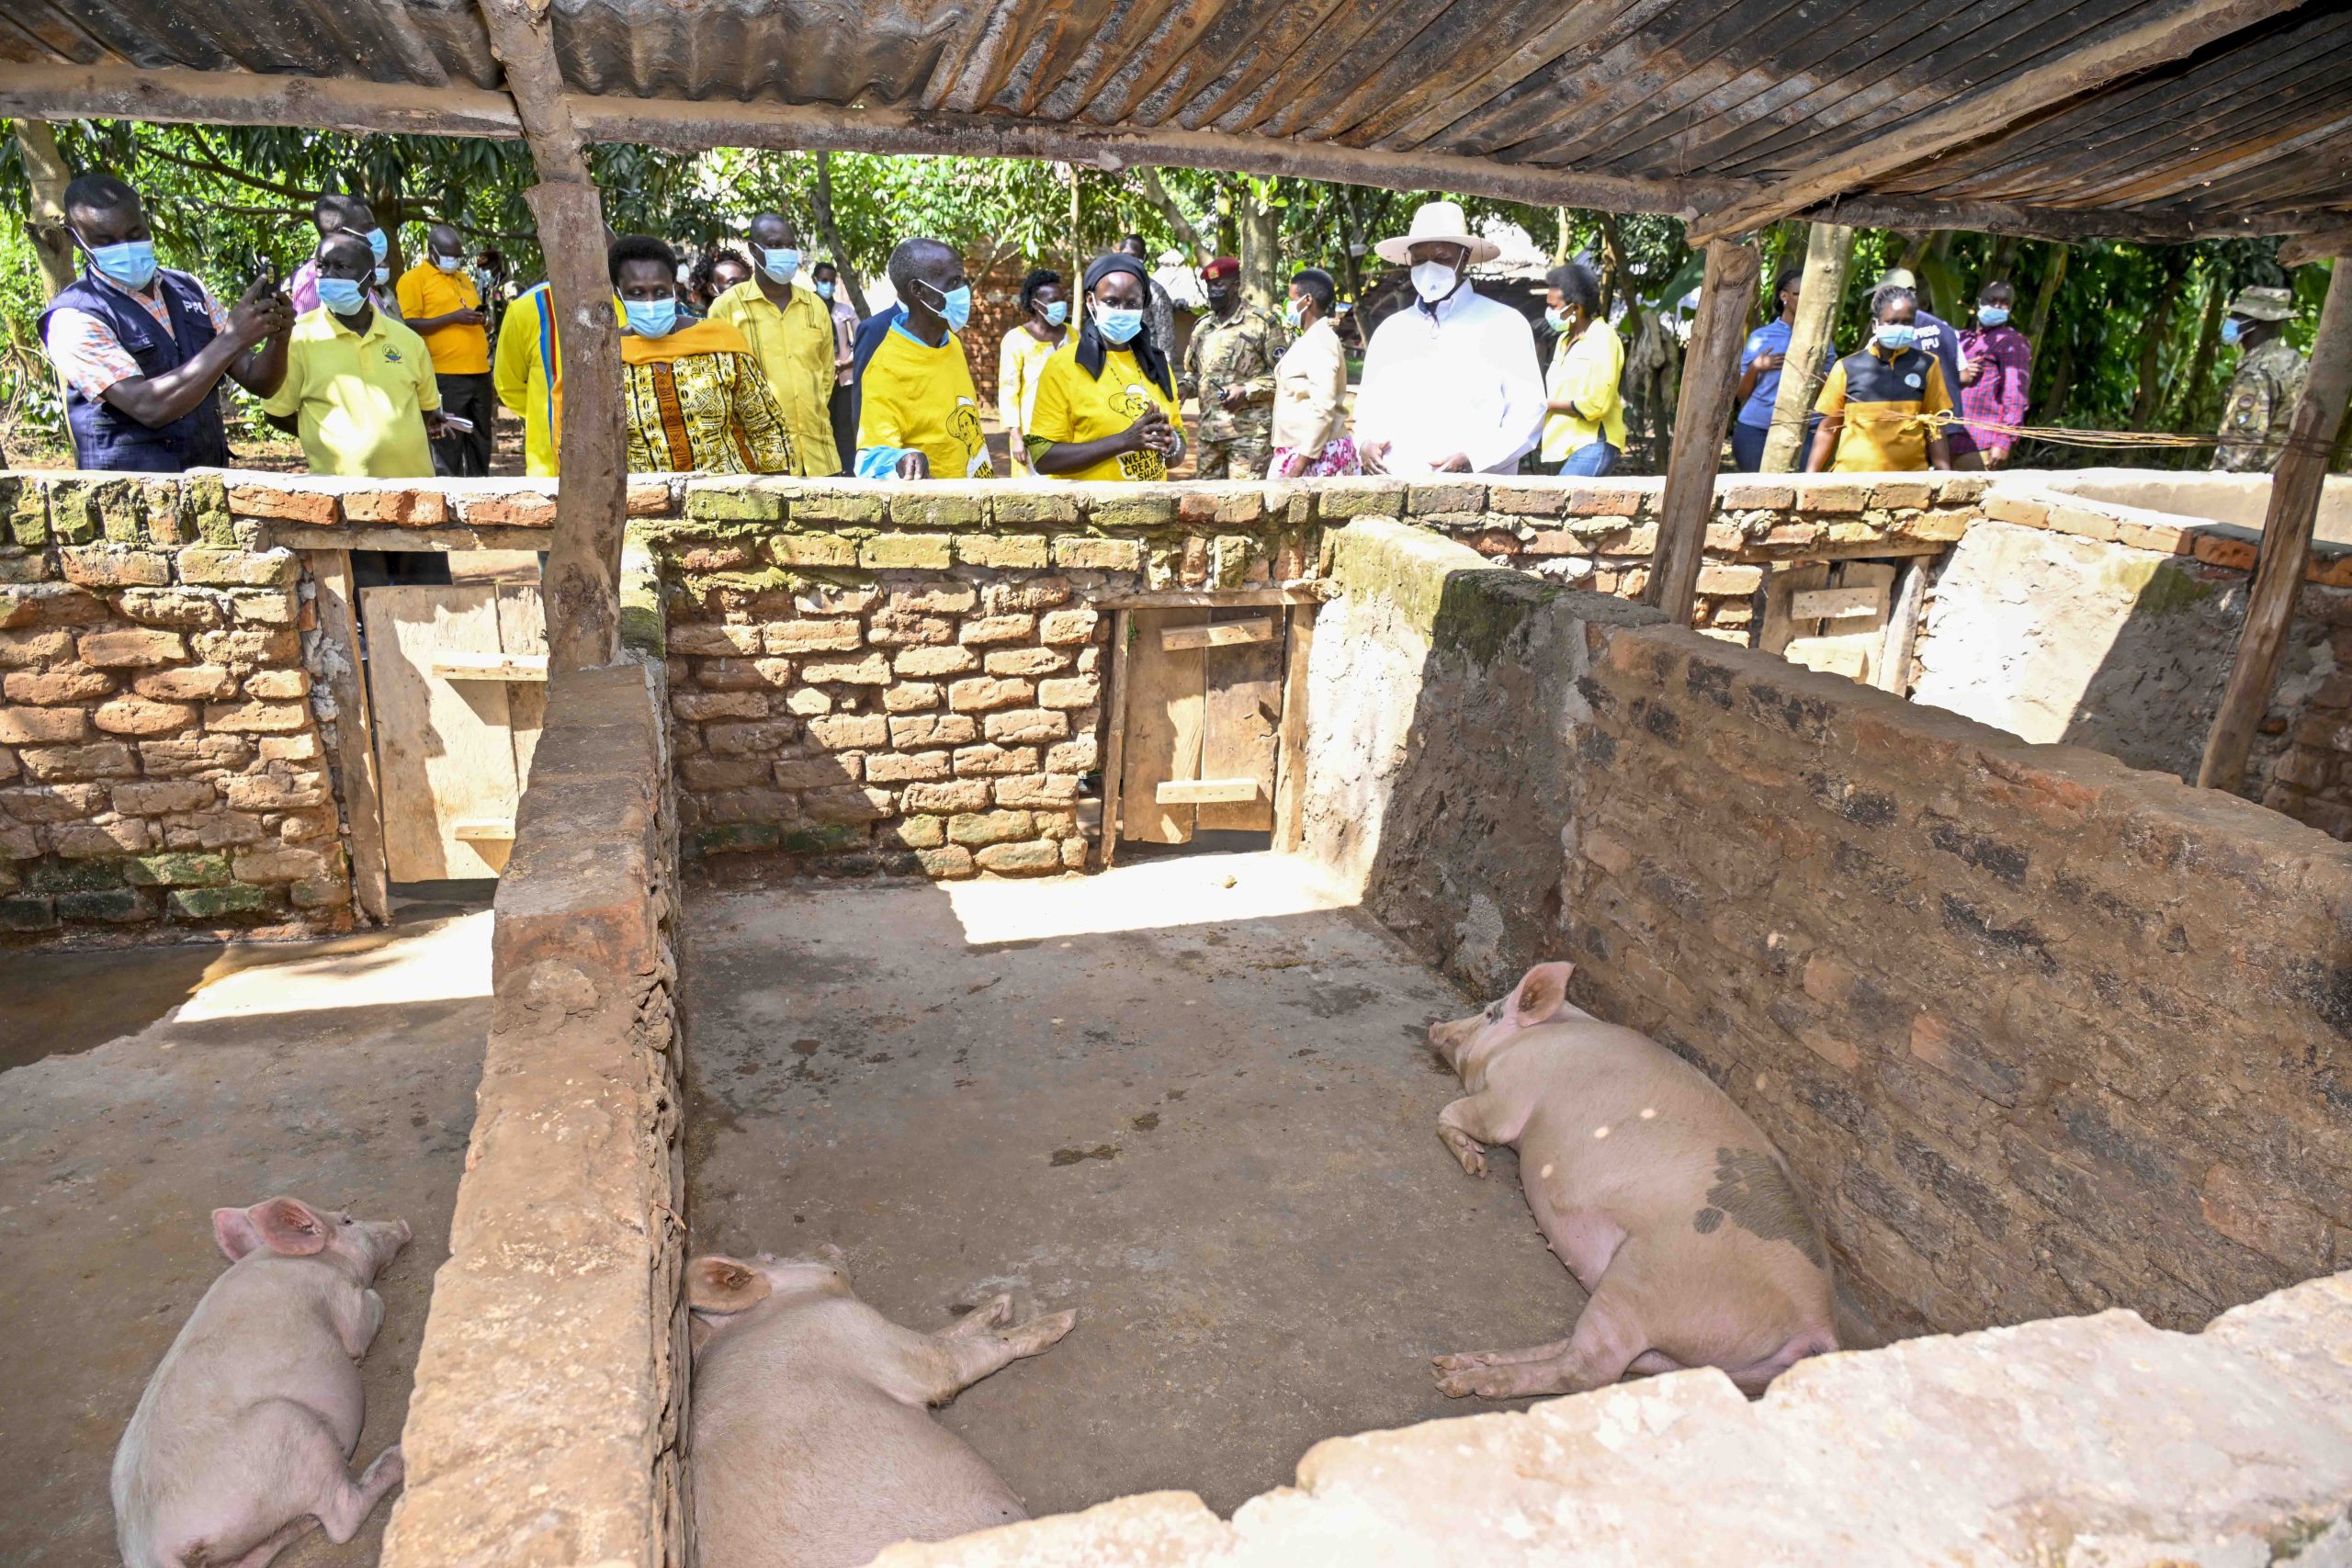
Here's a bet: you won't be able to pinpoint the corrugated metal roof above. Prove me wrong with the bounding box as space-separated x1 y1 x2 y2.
2 0 2347 241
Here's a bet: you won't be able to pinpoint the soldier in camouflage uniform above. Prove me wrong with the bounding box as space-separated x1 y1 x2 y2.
1181 254 1289 479
2213 286 2309 474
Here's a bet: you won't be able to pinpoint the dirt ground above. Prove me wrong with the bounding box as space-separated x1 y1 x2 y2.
0 908 491 1567
684 852 1582 1519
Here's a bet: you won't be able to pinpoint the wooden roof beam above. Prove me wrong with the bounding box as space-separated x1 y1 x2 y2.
1688 0 2309 243
2281 223 2352 265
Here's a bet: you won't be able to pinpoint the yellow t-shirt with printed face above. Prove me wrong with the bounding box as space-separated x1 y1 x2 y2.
857 326 994 479
1027 344 1184 482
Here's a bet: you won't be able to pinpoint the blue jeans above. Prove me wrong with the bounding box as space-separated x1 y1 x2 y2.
1556 441 1619 477
1731 421 1770 472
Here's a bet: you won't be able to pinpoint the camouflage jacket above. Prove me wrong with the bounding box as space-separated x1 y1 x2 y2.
1182 303 1290 445
2213 336 2309 473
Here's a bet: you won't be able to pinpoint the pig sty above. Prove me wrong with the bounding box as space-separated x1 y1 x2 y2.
1428 962 1837 1399
688 1246 1076 1568
112 1196 412 1568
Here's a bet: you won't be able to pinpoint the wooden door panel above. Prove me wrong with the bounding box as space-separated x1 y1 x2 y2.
1119 608 1207 843
364 585 516 880
1198 606 1282 832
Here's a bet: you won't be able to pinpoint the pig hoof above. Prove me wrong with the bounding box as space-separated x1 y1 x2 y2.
1455 1149 1487 1179
948 1294 1016 1337
1433 1365 1517 1399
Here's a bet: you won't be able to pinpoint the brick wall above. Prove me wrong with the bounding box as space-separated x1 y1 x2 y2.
1306 517 2352 1341
1 473 352 941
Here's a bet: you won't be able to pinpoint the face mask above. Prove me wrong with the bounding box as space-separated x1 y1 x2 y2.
814 281 834 300
1874 322 1918 353
758 245 800 283
922 280 972 334
81 236 157 290
1544 305 1569 332
1042 300 1069 328
2221 318 2245 346
317 276 368 315
1284 299 1306 331
365 228 389 262
373 266 390 287
1094 304 1144 344
1411 262 1458 303
625 298 679 339
435 254 463 274
1977 306 2008 327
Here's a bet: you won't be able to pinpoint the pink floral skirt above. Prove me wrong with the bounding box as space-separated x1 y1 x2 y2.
1266 435 1361 479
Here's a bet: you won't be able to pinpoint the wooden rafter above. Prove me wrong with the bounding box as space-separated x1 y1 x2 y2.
1689 0 2310 242
2281 224 2352 265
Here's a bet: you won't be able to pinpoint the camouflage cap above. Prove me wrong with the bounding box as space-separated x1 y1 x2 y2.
2226 285 2293 321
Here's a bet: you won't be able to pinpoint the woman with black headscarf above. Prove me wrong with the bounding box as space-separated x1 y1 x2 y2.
1025 252 1186 481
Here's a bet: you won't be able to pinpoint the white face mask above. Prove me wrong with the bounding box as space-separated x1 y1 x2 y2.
1411 261 1459 303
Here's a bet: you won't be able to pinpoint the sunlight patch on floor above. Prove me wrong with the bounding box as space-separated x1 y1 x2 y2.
940 851 1356 946
175 910 494 1021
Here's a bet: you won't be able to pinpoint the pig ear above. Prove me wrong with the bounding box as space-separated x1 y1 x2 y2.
688 1255 773 1314
213 1206 264 1262
1509 963 1576 1028
250 1198 331 1257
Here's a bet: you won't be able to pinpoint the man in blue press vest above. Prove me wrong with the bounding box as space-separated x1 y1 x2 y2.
39 173 293 472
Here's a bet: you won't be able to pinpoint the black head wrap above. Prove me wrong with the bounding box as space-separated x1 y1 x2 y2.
1074 253 1173 399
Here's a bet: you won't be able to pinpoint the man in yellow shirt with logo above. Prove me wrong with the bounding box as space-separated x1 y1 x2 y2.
1027 253 1185 481
854 238 994 480
262 231 446 478
709 211 842 477
394 222 493 476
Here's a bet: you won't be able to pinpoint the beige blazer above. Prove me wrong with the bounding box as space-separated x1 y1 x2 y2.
1271 317 1348 456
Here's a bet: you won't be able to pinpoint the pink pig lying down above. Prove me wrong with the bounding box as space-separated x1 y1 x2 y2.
688 1246 1078 1568
112 1196 412 1568
1428 962 1837 1401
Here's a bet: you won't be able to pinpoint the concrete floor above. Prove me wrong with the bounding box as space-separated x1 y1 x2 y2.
0 909 491 1567
684 852 1582 1519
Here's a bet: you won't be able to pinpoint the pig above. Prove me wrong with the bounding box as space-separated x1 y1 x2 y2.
112 1196 412 1568
688 1246 1076 1568
1427 962 1837 1400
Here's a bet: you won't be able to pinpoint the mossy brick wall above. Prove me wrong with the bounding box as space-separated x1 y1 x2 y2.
639 477 1316 877
1309 518 2352 1344
0 473 354 942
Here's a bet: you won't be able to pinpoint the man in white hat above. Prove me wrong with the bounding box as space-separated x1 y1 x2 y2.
1351 200 1544 475
2213 285 2307 473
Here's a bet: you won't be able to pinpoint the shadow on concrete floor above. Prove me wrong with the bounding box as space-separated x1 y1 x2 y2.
0 910 493 1568
684 852 1584 1520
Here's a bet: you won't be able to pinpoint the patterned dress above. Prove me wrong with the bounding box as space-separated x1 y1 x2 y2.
621 348 796 475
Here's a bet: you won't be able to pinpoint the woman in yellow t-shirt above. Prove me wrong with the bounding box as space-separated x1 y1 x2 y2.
1026 253 1185 482
997 267 1068 476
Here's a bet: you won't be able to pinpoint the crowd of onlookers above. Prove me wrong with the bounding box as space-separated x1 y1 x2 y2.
37 171 2321 488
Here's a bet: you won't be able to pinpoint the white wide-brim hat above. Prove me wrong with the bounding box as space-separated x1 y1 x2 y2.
1374 200 1501 266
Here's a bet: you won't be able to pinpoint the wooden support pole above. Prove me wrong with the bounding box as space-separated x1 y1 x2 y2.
1760 222 1853 473
1689 0 2302 241
2198 255 2352 794
1645 239 1760 626
476 0 627 671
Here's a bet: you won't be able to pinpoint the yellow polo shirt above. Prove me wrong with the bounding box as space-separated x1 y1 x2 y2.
262 305 439 479
857 325 994 479
708 276 841 476
392 262 490 375
1027 343 1183 481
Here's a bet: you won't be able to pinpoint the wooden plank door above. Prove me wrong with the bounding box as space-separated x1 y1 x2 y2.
360 583 548 880
1116 605 1284 845
1763 560 1894 684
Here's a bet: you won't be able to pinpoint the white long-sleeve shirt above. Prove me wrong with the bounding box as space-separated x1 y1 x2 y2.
1351 285 1544 474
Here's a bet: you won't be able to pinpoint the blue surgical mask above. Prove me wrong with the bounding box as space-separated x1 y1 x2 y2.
1042 300 1069 328
758 245 800 283
1284 299 1306 331
1977 305 2009 327
625 298 679 339
814 281 834 300
81 236 157 291
1094 305 1144 344
1874 322 1918 353
317 276 368 315
435 254 463 274
922 280 972 334
365 227 389 262
2222 317 2245 346
373 266 390 287
1544 305 1569 332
